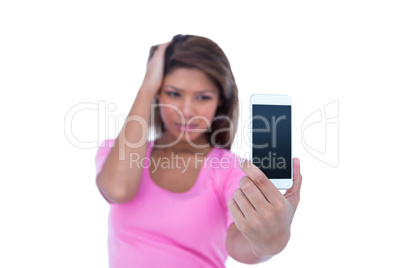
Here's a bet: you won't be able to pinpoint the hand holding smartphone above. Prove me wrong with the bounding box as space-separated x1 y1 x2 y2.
250 94 293 189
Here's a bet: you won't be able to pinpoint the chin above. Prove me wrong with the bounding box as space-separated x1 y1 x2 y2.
166 127 210 146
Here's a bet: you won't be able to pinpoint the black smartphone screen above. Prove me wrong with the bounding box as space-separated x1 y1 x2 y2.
252 104 292 179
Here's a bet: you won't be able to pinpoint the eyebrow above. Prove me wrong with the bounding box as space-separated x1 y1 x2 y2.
165 85 218 94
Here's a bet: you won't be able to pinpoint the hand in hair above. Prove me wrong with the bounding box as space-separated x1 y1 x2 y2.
141 41 172 96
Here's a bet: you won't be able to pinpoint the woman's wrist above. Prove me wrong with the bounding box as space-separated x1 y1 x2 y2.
251 244 274 261
251 230 290 259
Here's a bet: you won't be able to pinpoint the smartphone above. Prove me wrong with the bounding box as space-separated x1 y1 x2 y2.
249 94 293 189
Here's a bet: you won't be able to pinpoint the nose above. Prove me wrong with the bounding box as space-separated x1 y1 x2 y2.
180 96 195 120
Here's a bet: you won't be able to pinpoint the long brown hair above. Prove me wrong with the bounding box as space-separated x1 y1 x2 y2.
150 34 239 150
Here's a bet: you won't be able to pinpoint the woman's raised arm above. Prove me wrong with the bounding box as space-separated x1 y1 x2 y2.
96 41 171 204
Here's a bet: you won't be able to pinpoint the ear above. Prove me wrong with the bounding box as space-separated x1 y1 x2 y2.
218 99 223 107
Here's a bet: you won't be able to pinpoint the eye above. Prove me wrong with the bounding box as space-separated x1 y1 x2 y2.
166 91 180 97
196 95 212 101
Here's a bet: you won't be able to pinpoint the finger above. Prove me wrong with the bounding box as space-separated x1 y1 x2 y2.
240 160 283 204
284 158 302 209
284 158 302 196
239 176 272 212
148 41 172 62
148 45 159 62
228 198 245 223
155 41 172 53
233 187 256 220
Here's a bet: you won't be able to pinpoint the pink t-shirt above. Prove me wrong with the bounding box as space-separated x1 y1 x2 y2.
95 139 246 268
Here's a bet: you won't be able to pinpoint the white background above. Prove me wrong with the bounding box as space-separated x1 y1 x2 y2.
1 0 401 267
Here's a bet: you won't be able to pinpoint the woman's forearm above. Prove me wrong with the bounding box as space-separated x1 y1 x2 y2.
96 86 155 203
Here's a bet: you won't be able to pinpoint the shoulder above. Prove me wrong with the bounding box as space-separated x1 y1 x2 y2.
98 139 116 149
96 139 115 157
207 147 245 176
207 148 246 201
210 147 242 163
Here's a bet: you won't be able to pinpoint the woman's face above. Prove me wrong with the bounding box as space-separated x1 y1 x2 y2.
158 68 221 145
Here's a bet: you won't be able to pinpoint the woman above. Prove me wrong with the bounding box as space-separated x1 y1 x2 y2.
95 34 302 267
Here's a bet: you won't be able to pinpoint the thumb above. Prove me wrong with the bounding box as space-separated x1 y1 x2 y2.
284 158 302 210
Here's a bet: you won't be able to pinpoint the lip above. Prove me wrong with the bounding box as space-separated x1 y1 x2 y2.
174 123 197 132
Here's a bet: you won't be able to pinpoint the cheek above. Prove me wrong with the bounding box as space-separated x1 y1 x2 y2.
158 97 178 118
204 106 217 118
197 103 219 122
159 106 178 123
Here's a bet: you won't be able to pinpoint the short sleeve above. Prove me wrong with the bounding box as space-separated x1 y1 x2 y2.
95 139 116 204
95 139 115 176
220 153 247 231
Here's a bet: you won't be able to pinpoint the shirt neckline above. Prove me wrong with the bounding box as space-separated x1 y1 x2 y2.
145 141 217 195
